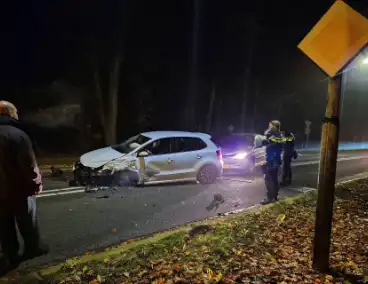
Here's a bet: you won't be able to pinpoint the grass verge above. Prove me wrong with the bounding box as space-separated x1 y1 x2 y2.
6 180 368 284
37 156 78 169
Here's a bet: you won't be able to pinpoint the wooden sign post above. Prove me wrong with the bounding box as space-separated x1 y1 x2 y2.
298 0 368 272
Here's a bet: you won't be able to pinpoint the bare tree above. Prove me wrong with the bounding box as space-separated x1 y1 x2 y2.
92 53 121 145
240 19 259 131
206 81 216 133
183 0 201 130
240 1 264 132
251 79 261 132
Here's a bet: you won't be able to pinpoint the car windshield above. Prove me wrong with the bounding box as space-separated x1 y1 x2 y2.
219 135 255 150
111 134 151 154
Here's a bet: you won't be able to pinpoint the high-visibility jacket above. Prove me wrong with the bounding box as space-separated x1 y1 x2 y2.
264 130 283 168
283 132 296 157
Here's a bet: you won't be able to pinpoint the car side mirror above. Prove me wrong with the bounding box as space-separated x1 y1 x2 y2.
137 150 149 158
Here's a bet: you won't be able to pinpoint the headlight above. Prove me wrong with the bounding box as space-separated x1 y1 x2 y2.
233 152 248 159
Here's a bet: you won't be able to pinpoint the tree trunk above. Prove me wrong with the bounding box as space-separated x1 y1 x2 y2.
251 80 260 132
240 0 264 132
94 68 105 130
215 97 222 137
183 0 200 130
240 25 256 132
206 82 216 133
104 54 120 145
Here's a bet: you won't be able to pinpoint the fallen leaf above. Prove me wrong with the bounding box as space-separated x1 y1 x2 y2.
278 214 286 222
215 272 223 282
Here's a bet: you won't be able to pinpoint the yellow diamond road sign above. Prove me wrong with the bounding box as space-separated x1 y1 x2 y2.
298 0 368 77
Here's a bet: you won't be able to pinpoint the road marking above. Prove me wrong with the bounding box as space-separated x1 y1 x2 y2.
337 173 368 185
37 189 85 198
293 155 368 167
287 187 316 193
41 186 84 193
221 177 253 183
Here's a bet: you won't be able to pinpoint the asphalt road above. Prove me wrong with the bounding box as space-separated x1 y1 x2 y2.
16 150 368 269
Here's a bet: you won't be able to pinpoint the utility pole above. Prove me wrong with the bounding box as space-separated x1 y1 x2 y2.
312 74 342 272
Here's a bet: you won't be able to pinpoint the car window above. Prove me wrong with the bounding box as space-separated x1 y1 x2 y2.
174 137 207 153
112 134 151 154
219 135 254 149
144 138 173 155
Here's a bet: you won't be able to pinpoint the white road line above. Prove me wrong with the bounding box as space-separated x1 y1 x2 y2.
37 189 85 198
337 173 368 185
40 186 84 193
293 155 368 167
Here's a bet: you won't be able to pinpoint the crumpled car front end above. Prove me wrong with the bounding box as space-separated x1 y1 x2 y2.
71 156 139 188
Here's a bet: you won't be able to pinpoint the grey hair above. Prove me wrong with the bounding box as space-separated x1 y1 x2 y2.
254 134 266 148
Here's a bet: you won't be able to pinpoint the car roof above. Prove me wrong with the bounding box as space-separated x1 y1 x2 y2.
142 131 211 140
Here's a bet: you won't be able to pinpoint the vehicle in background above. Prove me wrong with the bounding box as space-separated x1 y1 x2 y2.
72 131 223 187
217 133 265 174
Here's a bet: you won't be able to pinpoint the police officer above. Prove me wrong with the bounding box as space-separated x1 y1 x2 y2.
280 130 297 186
261 120 284 204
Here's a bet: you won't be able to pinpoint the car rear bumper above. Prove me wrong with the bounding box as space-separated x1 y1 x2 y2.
222 158 253 171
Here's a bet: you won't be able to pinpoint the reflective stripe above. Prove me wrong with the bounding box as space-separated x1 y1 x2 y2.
270 137 284 143
285 137 295 142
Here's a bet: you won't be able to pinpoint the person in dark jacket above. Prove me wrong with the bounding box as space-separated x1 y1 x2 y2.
280 130 297 186
261 120 284 204
0 101 48 276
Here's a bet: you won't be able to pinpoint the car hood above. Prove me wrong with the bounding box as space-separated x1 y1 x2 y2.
80 147 125 168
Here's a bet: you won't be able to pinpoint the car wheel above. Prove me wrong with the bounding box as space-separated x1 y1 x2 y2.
197 165 218 184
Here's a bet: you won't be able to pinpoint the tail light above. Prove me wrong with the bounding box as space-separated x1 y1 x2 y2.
216 149 223 161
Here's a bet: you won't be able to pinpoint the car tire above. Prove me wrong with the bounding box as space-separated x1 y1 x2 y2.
197 165 218 184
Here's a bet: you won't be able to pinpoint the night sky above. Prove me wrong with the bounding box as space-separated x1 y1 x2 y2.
1 0 367 145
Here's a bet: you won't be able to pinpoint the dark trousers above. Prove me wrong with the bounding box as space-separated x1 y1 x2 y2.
263 165 279 200
282 155 292 183
0 196 40 261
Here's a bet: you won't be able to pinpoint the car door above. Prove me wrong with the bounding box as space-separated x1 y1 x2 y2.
169 137 207 179
142 137 176 182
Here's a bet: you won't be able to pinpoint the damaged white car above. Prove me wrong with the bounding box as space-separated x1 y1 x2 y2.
72 131 223 187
